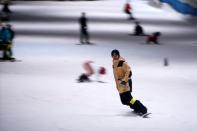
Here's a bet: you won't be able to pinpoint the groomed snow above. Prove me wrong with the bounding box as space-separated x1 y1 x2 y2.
0 0 197 131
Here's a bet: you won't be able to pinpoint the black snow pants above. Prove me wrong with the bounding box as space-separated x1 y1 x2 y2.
119 91 147 114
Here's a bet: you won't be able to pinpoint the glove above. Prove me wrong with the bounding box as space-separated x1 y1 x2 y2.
120 81 126 86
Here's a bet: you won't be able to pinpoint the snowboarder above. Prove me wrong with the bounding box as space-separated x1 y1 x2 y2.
2 2 11 13
0 0 11 22
124 1 135 20
146 32 161 44
111 49 147 115
79 12 90 44
77 60 107 83
134 21 145 36
78 60 94 82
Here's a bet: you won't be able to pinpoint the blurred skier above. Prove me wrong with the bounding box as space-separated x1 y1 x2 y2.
111 49 147 115
79 12 90 44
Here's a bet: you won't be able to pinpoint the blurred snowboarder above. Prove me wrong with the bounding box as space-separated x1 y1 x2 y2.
2 2 11 13
77 60 106 83
79 12 90 44
146 32 161 44
78 60 94 82
111 49 147 115
134 21 145 36
0 0 11 22
124 1 135 20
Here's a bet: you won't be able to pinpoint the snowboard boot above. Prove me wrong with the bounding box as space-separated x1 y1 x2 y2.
133 100 147 115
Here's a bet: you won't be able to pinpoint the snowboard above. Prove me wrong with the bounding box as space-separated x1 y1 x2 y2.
128 33 148 36
0 58 22 62
141 112 151 118
133 111 151 118
76 42 95 45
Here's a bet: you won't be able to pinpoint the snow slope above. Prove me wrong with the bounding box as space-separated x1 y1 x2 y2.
0 0 197 131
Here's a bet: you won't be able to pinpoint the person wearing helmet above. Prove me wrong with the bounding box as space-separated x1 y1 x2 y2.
111 49 147 115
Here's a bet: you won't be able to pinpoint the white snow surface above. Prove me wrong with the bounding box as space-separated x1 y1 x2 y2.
0 0 197 131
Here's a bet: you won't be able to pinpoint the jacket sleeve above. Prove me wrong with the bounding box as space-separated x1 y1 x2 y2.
112 65 119 89
122 62 132 82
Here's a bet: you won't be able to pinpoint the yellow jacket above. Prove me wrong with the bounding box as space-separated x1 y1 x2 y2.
112 57 132 93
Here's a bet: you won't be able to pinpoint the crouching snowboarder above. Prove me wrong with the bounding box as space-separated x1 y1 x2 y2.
77 60 106 83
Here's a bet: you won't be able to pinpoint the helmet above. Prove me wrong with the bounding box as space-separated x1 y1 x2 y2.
111 49 120 57
98 67 106 75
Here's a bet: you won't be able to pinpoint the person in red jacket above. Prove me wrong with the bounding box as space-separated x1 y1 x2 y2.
146 32 161 44
124 2 135 20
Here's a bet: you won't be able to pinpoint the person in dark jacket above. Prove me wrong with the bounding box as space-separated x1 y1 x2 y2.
111 49 147 115
79 12 90 44
2 2 11 13
134 21 144 36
